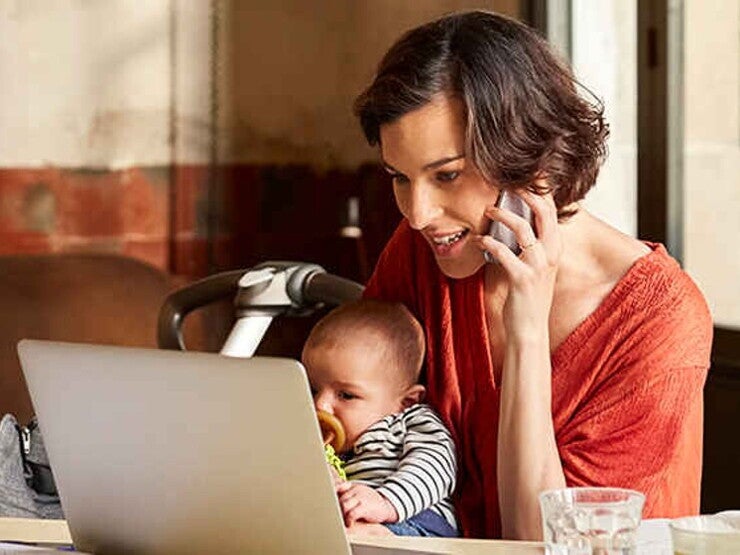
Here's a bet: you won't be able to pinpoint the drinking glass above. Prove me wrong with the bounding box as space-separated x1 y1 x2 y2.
540 487 645 554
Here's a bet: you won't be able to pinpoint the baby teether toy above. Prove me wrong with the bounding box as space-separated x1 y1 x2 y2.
316 410 345 452
316 410 346 481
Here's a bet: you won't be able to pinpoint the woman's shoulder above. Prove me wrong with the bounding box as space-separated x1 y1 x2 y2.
598 240 712 371
579 213 708 320
557 214 712 371
623 242 710 319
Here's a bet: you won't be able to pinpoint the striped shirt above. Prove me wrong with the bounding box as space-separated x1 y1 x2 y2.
344 404 457 530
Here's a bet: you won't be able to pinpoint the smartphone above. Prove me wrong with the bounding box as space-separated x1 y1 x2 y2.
484 190 534 263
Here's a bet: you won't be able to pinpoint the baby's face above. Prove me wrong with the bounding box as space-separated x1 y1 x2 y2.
303 342 407 454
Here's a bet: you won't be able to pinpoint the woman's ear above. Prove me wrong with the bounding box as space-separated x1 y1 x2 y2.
400 384 426 409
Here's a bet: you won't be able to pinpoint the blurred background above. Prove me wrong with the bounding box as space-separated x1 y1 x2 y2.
0 0 737 513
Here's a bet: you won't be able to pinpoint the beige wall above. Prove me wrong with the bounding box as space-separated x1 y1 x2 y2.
222 0 520 167
683 0 740 328
0 0 521 169
572 0 637 237
0 0 171 168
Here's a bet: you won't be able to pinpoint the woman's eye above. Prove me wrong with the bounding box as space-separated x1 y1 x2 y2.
391 174 410 186
436 171 460 183
338 391 357 401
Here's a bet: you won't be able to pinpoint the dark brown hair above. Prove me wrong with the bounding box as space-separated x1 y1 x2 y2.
303 300 425 384
354 10 609 214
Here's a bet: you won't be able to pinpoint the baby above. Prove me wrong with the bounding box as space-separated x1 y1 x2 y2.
301 299 458 537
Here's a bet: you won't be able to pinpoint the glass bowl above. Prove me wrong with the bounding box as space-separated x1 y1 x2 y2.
670 511 740 554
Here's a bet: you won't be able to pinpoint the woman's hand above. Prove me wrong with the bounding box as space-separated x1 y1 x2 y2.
475 188 562 343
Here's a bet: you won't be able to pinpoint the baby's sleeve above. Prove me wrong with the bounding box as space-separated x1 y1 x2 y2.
374 406 456 521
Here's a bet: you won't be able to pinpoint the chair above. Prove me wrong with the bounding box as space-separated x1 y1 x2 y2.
0 254 176 423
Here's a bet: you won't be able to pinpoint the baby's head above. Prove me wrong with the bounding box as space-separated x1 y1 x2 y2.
301 299 425 453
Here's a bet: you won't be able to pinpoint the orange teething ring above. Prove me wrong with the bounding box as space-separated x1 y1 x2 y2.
316 410 345 452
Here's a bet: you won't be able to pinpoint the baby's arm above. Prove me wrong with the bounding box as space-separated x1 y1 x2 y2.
374 405 457 522
341 406 456 525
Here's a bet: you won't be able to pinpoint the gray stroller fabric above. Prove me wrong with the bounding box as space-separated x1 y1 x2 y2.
0 414 64 518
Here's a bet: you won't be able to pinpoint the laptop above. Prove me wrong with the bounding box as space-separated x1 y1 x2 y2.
17 340 442 555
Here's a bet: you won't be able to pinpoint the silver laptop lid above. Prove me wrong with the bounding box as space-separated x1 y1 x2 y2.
18 340 350 555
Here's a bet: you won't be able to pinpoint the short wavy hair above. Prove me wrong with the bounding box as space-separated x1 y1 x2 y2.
354 11 609 215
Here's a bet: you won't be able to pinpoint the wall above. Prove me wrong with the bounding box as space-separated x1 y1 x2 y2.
572 0 637 237
221 0 519 167
0 1 171 265
683 0 740 328
0 1 171 167
0 0 521 280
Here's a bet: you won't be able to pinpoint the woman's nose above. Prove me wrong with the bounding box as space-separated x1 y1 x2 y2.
398 181 443 230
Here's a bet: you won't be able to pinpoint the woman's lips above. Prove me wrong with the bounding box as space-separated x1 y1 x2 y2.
428 229 470 257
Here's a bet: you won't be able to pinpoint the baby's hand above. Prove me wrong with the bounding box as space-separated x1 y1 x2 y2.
335 482 398 525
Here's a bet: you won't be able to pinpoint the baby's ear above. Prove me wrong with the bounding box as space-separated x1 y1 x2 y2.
401 384 426 409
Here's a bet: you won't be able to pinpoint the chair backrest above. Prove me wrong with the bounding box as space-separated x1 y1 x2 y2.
0 254 174 422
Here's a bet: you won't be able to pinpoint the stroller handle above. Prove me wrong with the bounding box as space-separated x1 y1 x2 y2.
157 263 364 352
301 271 365 307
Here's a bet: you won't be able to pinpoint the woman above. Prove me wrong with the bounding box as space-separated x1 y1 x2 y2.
353 11 712 540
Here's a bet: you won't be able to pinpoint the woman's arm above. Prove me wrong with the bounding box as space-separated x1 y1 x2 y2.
498 333 565 540
475 190 565 540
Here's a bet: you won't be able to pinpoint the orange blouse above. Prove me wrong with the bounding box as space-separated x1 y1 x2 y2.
364 221 712 539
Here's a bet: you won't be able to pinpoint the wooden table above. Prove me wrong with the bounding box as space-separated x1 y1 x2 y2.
0 518 547 554
351 535 546 553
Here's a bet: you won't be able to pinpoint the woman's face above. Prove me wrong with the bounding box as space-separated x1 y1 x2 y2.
379 95 500 279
